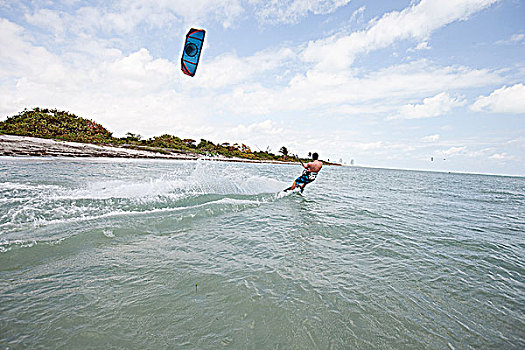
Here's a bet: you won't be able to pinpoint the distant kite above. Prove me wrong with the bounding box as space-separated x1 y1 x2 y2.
181 28 205 77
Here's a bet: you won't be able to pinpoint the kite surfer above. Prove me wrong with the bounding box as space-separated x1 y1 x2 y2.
284 153 323 193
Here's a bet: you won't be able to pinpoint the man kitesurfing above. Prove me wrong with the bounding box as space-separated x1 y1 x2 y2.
284 152 323 193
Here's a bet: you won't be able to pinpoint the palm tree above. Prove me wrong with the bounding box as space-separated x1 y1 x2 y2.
279 146 288 156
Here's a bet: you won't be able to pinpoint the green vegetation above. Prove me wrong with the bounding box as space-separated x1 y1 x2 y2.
0 108 114 144
0 108 311 163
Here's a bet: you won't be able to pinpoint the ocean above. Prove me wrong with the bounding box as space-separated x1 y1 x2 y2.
1 157 524 349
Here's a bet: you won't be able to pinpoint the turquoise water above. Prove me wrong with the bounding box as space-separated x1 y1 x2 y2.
1 157 524 349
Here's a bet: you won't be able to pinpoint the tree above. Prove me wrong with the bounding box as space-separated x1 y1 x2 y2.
183 139 196 148
279 146 288 156
124 132 141 141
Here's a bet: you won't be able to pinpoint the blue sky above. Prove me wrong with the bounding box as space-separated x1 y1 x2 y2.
1 0 524 175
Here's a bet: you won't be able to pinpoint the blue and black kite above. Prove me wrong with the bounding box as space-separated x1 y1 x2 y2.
181 28 205 77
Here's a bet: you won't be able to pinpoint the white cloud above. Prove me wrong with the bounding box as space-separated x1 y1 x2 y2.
496 33 525 45
470 84 525 114
352 141 383 151
416 41 431 50
197 47 296 89
24 9 66 38
509 33 525 43
443 146 467 156
23 0 244 37
167 0 244 28
102 48 178 92
421 134 440 142
301 0 498 71
365 60 500 98
196 59 502 120
328 103 393 116
388 92 466 120
408 41 431 52
0 18 71 87
506 137 525 147
350 6 366 23
252 0 352 24
440 146 503 159
224 119 286 145
489 153 515 160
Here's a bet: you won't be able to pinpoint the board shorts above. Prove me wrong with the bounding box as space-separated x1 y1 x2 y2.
295 171 317 184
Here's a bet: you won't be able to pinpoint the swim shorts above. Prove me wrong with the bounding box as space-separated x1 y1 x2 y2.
295 171 317 184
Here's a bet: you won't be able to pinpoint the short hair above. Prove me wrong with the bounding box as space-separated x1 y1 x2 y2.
312 152 318 160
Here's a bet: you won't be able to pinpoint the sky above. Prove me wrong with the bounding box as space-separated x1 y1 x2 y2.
0 0 524 175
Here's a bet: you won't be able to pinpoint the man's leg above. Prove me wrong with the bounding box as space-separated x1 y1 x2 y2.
300 183 306 193
284 181 298 192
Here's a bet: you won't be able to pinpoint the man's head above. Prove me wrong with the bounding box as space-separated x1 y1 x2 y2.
312 152 319 160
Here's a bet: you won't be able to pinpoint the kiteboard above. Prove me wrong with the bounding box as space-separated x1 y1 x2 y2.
278 186 304 198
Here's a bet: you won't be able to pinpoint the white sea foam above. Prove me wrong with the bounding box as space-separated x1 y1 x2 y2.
1 160 289 236
0 182 62 192
2 193 274 231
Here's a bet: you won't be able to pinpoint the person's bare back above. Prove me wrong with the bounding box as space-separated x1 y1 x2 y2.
306 159 322 173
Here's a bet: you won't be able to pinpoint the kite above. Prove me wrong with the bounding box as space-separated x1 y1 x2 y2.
181 28 205 77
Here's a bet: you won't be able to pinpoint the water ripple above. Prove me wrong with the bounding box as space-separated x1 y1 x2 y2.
1 159 524 349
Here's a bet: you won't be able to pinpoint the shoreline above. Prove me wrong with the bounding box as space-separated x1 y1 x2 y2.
2 135 521 177
0 134 297 165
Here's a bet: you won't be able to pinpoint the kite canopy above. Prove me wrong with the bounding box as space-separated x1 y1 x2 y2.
181 28 205 77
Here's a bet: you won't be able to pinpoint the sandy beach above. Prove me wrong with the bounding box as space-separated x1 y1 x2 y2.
0 134 199 159
0 134 293 164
